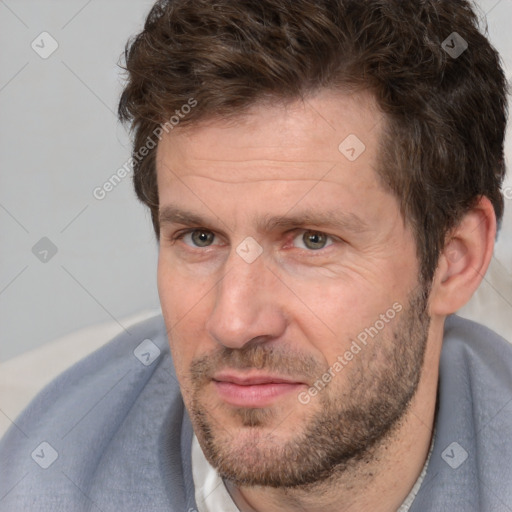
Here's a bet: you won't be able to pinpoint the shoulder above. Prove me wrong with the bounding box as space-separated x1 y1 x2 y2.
7 313 174 435
440 314 512 442
442 313 512 387
411 315 512 511
0 314 188 511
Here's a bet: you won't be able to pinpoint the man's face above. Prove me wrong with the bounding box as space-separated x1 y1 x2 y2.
156 90 431 487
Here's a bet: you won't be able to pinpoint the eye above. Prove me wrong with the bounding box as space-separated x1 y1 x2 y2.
292 230 334 251
179 229 217 248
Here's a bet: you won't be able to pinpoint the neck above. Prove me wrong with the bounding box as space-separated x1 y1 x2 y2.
226 324 442 512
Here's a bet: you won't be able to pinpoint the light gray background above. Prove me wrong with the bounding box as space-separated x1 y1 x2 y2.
1 0 511 362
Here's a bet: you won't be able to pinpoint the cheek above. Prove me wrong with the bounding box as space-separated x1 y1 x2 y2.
157 258 212 374
285 277 411 380
286 277 394 342
157 253 211 318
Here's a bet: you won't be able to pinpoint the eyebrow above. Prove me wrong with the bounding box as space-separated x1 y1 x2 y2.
158 206 370 235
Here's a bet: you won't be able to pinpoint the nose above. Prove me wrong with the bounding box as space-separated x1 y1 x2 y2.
205 248 287 349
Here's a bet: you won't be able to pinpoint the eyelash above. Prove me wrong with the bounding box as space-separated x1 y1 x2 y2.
169 228 338 252
170 229 220 247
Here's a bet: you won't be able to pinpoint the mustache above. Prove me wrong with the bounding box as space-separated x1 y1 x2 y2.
189 343 325 385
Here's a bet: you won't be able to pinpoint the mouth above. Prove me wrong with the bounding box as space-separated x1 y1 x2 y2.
211 371 307 408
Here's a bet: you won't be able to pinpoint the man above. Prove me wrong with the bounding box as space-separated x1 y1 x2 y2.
0 0 510 510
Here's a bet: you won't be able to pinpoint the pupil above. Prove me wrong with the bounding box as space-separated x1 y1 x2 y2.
193 230 212 246
304 231 326 250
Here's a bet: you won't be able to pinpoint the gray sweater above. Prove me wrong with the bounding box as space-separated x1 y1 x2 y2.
1 314 511 511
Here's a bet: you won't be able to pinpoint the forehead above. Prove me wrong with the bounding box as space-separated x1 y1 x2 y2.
154 89 410 253
152 88 406 246
155 89 385 186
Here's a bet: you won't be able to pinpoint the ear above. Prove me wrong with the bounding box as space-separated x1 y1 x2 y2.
429 196 497 316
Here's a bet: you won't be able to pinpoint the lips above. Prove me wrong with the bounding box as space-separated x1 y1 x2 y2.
212 372 306 407
213 372 303 386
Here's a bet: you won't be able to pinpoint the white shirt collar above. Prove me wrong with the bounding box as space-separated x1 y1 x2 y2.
192 429 435 512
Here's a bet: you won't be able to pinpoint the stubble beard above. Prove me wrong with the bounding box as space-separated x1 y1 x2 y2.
185 284 431 489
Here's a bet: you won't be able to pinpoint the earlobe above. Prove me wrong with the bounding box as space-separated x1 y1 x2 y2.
429 196 497 316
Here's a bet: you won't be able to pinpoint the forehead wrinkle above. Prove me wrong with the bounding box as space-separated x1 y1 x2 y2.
158 153 346 183
183 157 340 164
174 158 342 179
173 175 343 185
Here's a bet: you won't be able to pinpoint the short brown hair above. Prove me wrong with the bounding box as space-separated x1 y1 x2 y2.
118 0 508 285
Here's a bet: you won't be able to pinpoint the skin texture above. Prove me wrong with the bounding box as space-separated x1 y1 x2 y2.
156 89 496 512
